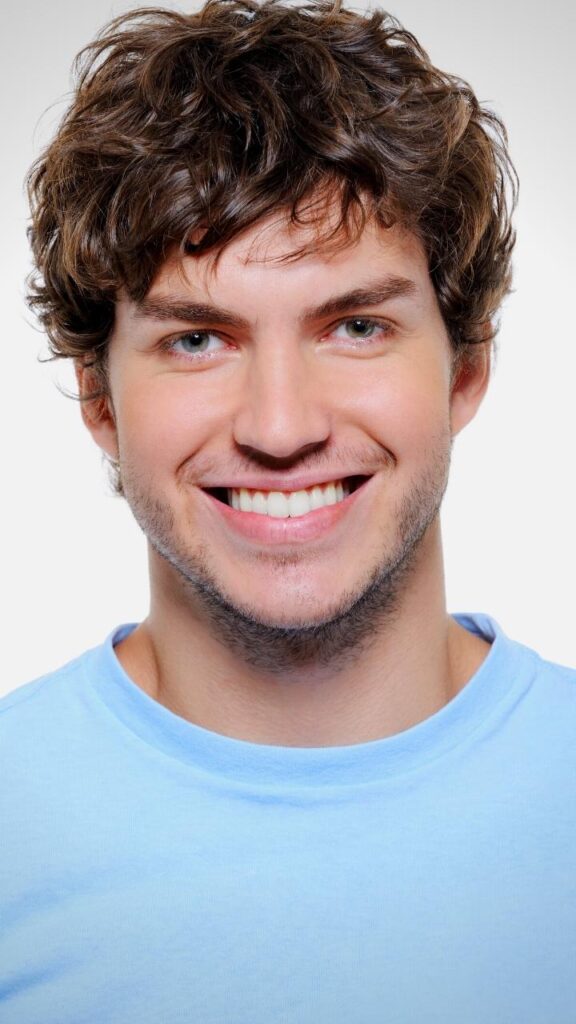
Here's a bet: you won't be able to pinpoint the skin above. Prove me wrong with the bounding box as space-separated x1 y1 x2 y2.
78 209 492 747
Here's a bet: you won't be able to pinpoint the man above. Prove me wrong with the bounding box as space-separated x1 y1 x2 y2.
1 1 575 1021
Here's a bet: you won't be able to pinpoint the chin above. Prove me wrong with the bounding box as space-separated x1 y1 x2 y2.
229 589 345 629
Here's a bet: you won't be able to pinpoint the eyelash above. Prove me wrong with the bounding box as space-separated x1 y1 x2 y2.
160 317 396 363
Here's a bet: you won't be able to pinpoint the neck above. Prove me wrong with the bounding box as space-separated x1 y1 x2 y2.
115 523 490 747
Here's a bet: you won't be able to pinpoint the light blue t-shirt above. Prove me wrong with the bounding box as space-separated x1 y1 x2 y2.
1 612 575 1023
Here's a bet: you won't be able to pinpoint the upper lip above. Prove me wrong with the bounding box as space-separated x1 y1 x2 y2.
200 473 372 493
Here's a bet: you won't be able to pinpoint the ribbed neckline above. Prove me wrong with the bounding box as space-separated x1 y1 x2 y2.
85 613 537 786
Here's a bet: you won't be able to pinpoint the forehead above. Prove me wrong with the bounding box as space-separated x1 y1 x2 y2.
146 212 432 306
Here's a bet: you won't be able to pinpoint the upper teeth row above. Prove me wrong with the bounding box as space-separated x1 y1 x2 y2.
229 480 350 517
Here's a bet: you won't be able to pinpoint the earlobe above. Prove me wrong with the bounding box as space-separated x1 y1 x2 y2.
75 361 119 460
449 341 491 438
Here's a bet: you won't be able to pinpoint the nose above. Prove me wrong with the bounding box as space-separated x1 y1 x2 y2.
231 341 331 461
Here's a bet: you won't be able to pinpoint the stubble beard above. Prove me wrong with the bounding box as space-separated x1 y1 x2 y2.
119 436 452 675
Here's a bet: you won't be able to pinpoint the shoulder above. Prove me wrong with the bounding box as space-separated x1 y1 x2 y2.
528 646 576 707
457 611 576 697
0 646 104 775
502 641 576 771
512 628 576 689
0 655 85 720
499 623 576 718
0 626 139 777
451 613 576 766
0 625 137 731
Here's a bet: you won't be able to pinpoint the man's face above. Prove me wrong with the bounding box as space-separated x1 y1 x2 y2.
86 211 487 670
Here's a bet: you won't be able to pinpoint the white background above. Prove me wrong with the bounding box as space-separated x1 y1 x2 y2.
1 0 575 696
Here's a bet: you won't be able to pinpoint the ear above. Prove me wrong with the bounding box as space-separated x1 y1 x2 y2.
75 360 119 460
449 341 491 438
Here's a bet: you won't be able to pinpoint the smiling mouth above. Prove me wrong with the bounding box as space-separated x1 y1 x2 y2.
203 476 371 518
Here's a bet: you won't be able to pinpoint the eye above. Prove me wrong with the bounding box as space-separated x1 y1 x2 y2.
330 318 393 342
167 330 227 358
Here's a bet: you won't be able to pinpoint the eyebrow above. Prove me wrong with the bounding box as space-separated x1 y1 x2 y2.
300 276 417 322
133 275 417 328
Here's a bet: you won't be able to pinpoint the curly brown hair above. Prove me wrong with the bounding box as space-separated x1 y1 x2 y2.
26 0 517 395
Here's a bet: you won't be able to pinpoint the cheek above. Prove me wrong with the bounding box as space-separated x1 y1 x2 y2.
345 359 451 456
115 378 217 468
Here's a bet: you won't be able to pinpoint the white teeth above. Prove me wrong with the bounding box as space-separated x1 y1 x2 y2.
227 479 353 518
287 490 311 517
239 488 252 512
251 491 267 515
309 486 325 510
267 492 290 518
324 482 337 506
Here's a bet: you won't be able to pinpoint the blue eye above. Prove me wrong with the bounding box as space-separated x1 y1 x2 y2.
170 331 224 355
331 318 392 342
342 319 377 338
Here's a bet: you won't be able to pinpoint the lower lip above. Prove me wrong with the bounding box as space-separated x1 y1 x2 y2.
200 481 371 545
